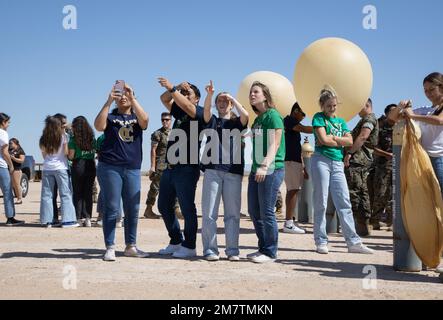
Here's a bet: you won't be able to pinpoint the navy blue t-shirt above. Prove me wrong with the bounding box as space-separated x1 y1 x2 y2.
99 109 144 169
166 102 205 166
202 115 246 176
284 116 302 163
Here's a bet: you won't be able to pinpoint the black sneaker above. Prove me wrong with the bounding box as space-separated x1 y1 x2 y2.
6 218 25 227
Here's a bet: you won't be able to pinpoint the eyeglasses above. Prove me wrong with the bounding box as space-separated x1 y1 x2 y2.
161 119 171 122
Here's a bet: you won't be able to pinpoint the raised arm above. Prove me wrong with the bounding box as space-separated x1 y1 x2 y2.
125 84 149 130
225 93 249 127
95 88 119 132
158 77 198 118
203 80 215 124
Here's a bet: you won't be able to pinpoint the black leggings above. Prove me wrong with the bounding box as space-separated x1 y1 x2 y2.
71 159 96 219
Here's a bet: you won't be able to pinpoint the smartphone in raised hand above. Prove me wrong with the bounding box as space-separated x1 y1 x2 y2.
114 80 125 95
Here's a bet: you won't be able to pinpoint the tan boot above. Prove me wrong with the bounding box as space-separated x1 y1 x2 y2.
175 207 184 220
144 205 161 219
275 207 285 220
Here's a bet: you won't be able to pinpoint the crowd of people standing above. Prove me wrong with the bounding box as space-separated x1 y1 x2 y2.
0 72 442 271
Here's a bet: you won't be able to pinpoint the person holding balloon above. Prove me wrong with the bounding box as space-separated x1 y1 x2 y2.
247 81 286 263
311 88 374 255
398 72 443 197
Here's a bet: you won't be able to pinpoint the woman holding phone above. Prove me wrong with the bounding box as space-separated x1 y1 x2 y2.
94 81 149 262
9 138 25 205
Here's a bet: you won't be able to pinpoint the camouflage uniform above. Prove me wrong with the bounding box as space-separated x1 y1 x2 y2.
369 116 393 226
275 190 283 217
146 127 180 211
345 113 379 236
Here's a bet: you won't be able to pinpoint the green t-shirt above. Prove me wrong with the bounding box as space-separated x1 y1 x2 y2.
312 112 350 162
251 108 286 172
68 136 97 160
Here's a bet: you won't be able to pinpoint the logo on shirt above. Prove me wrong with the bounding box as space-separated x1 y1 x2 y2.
119 126 134 143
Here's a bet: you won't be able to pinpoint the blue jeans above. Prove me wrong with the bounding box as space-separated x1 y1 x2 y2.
158 166 200 250
201 169 242 257
97 191 123 220
311 153 361 247
40 170 76 224
0 168 15 218
96 162 140 248
247 169 284 259
430 156 443 198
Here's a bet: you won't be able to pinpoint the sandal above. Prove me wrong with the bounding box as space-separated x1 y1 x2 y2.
15 200 23 205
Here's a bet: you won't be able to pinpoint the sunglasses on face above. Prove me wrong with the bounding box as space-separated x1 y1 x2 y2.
162 119 171 122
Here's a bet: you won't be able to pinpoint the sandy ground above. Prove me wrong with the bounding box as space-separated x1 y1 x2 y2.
0 176 442 300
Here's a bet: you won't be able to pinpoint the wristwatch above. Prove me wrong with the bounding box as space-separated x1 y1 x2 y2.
169 86 177 93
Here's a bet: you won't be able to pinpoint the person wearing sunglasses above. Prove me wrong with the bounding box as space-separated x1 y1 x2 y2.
144 112 182 220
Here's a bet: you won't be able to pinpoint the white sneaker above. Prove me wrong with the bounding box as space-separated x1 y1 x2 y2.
228 255 240 262
348 243 374 254
124 246 149 258
84 219 92 228
103 248 116 261
61 222 80 228
116 220 123 228
204 254 220 261
96 220 103 227
246 251 261 260
158 244 182 255
251 254 275 264
283 222 306 234
316 244 329 254
172 246 197 259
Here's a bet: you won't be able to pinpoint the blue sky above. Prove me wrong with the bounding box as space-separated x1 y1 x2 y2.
1 0 442 169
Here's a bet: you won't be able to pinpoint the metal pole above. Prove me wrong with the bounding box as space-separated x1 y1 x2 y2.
392 121 422 272
297 138 314 224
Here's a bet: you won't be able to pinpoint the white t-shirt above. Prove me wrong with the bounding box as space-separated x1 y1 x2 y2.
43 134 68 171
0 129 9 168
414 106 443 157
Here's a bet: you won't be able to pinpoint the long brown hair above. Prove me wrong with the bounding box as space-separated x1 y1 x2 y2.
9 138 25 154
250 81 275 111
423 72 443 87
72 116 95 151
39 116 63 155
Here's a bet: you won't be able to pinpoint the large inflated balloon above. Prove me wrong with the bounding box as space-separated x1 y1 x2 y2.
237 71 296 123
293 38 373 121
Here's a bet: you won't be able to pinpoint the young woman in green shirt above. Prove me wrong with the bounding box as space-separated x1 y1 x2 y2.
247 81 286 263
311 89 373 255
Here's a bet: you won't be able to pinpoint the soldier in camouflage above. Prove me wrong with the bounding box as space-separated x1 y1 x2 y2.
144 113 182 219
368 104 397 231
344 99 379 237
